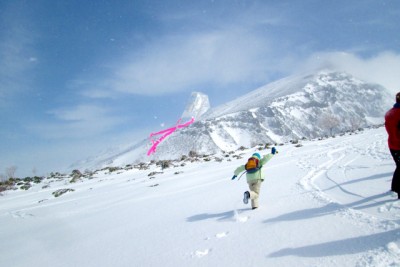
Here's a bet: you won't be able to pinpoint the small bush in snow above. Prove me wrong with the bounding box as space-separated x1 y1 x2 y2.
33 176 43 184
106 167 121 173
215 157 223 162
70 176 81 183
52 189 75 197
157 160 171 169
189 150 198 158
148 171 163 177
20 184 31 190
0 185 8 193
71 169 82 177
135 163 149 170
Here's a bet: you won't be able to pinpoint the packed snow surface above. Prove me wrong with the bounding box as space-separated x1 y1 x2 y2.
1 127 399 267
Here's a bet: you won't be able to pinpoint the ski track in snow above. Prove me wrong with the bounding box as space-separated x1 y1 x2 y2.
298 137 398 228
296 132 400 266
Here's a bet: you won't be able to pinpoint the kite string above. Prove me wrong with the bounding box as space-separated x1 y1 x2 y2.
149 118 185 138
147 117 195 156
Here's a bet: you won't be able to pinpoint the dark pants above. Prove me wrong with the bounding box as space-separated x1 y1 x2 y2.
390 149 400 193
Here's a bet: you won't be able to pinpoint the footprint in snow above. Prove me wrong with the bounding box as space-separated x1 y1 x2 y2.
378 201 400 214
204 231 229 241
216 231 229 239
234 210 249 223
387 242 400 255
10 211 34 219
195 232 228 257
193 249 211 258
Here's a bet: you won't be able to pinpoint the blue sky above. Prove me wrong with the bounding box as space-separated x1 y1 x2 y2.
1 0 400 177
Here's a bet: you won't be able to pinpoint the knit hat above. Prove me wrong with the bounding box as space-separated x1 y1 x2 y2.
252 153 261 160
396 92 400 103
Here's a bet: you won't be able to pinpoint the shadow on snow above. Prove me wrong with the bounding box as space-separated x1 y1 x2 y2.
268 229 399 258
187 209 249 222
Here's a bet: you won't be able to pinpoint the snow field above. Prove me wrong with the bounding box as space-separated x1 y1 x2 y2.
0 127 399 267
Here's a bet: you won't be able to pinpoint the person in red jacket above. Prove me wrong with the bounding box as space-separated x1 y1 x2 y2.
384 92 400 199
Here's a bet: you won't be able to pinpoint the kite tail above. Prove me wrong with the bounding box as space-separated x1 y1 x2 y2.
147 117 195 156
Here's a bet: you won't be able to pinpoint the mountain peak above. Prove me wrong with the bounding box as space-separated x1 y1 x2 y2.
181 92 210 120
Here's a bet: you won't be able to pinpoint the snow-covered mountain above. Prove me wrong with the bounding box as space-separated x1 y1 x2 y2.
71 70 392 171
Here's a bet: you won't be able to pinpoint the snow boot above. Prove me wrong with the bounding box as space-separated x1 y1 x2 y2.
243 191 250 204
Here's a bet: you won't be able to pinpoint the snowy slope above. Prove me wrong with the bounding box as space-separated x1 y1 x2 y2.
1 127 399 267
69 138 149 171
202 71 313 119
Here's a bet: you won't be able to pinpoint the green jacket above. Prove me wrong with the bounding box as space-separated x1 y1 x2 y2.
234 154 274 182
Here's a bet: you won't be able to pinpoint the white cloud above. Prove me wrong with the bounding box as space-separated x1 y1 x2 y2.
80 88 119 99
106 30 271 95
0 3 38 106
49 104 108 121
71 1 399 99
29 104 127 139
303 51 400 94
65 5 280 98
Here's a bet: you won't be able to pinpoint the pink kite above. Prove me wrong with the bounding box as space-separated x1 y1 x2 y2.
147 117 195 156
